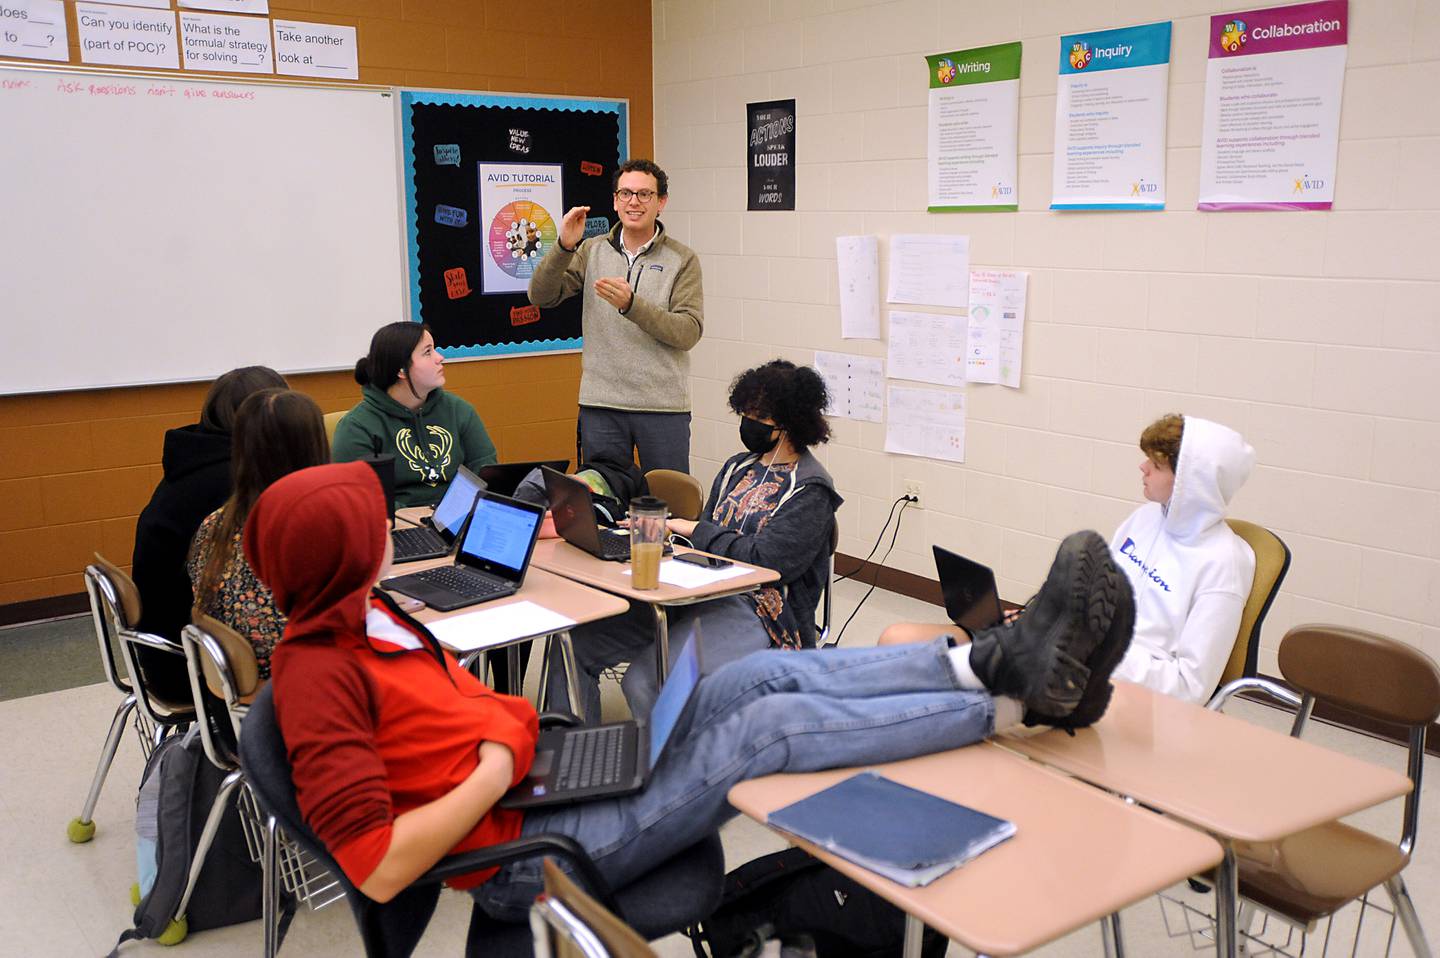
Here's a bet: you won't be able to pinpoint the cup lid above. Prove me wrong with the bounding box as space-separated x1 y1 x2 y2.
629 495 666 510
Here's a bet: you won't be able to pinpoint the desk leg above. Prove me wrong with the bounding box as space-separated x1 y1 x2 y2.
1215 844 1239 958
1100 912 1125 958
262 814 279 958
506 644 523 697
653 605 671 686
557 631 585 720
902 915 923 958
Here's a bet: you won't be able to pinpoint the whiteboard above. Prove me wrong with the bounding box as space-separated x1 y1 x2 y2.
0 65 407 395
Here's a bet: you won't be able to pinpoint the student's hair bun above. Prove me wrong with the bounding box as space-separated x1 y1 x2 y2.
353 357 372 386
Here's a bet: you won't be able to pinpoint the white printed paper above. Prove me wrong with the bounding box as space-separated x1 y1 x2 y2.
966 270 1028 388
94 0 169 8
76 3 179 68
0 0 68 62
885 385 966 463
814 351 884 423
272 19 357 80
886 234 970 309
887 311 968 387
836 235 880 339
424 600 577 652
650 559 753 589
478 162 564 295
181 12 273 73
180 0 269 13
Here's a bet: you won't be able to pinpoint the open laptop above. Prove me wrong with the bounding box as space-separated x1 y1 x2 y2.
477 460 568 498
390 465 485 564
381 491 544 612
932 546 1005 632
502 625 705 809
541 465 671 563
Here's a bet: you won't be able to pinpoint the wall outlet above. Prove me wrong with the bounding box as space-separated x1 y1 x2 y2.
902 480 924 509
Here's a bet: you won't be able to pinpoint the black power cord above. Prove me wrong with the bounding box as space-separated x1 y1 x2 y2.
834 494 912 584
825 495 917 648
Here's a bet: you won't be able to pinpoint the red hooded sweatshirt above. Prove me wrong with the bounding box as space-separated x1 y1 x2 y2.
244 461 538 890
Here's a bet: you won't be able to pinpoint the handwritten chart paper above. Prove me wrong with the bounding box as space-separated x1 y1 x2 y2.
887 311 968 387
887 234 970 309
885 385 966 463
814 351 884 423
180 12 273 73
272 19 357 79
0 0 68 61
76 3 179 68
967 269 1028 388
836 235 881 339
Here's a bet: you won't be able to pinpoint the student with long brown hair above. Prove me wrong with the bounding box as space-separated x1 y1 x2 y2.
187 388 330 678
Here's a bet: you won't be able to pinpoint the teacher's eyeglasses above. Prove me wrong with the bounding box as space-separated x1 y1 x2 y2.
615 188 658 203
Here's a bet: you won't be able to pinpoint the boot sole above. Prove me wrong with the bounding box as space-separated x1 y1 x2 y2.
1031 531 1122 716
1050 571 1135 730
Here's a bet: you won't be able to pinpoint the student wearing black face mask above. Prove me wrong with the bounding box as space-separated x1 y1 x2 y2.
549 360 842 723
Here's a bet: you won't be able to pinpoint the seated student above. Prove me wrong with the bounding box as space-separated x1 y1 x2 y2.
549 360 841 723
247 460 1133 913
332 322 498 508
187 388 329 679
880 414 1254 705
132 366 287 645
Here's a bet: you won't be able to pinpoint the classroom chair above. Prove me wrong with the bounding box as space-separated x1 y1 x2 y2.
1216 519 1292 689
239 685 726 958
530 858 656 958
69 554 195 843
815 519 839 648
323 410 346 447
1206 624 1439 957
643 468 703 521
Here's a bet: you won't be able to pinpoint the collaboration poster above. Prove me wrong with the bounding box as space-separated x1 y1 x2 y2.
926 42 1021 212
1198 1 1348 210
747 99 796 210
1051 20 1172 210
477 162 563 295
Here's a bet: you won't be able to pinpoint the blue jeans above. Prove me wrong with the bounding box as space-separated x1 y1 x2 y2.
578 406 691 474
472 638 993 921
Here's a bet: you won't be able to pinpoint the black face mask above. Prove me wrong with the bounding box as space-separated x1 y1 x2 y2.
739 417 779 454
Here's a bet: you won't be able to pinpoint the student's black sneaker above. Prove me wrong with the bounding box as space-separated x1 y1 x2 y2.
967 530 1121 719
1024 568 1135 732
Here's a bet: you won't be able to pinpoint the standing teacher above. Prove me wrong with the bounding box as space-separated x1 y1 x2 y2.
528 159 703 474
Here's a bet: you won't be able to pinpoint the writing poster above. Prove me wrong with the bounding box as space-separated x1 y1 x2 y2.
1198 1 1347 210
0 0 67 62
926 42 1021 212
747 98 795 211
272 19 357 80
76 3 178 68
1051 21 1172 210
180 12 273 73
478 162 563 295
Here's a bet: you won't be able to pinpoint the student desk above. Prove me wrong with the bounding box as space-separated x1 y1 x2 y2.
728 742 1223 958
998 681 1414 958
529 538 779 685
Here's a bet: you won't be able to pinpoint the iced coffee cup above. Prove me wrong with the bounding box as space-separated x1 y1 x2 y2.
628 495 667 590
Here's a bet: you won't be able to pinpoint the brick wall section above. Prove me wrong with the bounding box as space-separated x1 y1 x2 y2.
654 0 1440 671
0 0 652 606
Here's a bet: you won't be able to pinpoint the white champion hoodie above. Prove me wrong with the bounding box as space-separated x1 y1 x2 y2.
1110 417 1256 704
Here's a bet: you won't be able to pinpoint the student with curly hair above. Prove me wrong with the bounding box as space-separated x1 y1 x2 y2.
549 360 841 723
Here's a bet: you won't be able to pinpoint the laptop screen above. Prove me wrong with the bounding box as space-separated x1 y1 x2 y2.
649 627 703 763
432 467 484 541
459 494 543 576
933 546 1003 632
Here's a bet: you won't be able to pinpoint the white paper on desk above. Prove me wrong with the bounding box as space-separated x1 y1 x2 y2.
966 269 1027 388
425 600 576 653
887 234 969 309
814 350 884 422
885 384 966 463
624 559 752 589
836 235 881 339
886 311 967 387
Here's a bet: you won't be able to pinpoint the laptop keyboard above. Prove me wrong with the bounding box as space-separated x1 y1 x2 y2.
410 565 509 600
596 531 633 561
392 525 445 560
556 725 626 790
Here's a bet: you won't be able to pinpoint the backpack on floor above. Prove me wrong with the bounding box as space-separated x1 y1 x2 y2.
108 726 274 954
689 847 948 958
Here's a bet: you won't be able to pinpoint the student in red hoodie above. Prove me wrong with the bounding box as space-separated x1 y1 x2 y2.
247 462 1131 920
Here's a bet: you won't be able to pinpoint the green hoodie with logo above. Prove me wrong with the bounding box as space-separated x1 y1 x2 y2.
332 385 497 508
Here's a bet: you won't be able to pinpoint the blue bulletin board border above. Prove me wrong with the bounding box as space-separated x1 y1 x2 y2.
400 89 629 359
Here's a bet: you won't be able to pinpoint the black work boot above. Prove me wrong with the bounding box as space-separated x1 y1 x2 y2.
1025 569 1135 731
966 530 1123 719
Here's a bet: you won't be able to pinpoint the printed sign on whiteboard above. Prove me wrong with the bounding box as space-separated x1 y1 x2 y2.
272 19 358 80
76 3 180 69
180 0 270 13
0 0 68 62
181 12 273 73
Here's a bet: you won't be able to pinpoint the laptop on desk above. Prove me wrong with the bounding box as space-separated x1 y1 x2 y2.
502 625 706 809
389 465 485 564
933 546 1004 632
382 491 544 613
540 465 671 563
477 460 568 498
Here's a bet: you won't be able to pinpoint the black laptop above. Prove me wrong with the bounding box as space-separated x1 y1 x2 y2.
477 460 568 497
381 491 544 612
540 465 671 562
390 465 485 564
502 625 705 809
933 546 1004 632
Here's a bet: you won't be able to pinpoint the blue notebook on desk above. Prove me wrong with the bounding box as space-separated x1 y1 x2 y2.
767 771 1016 887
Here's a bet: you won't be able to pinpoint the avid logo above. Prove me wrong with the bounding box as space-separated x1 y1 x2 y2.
1119 538 1172 592
1130 179 1159 196
991 182 1013 199
1219 19 1247 53
1293 173 1326 194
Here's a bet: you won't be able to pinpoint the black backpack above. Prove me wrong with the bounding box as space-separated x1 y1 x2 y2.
108 727 277 953
689 847 948 958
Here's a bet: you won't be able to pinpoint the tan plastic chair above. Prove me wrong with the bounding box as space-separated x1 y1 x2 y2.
1216 519 1291 689
322 410 346 447
1208 625 1439 955
644 468 703 521
530 858 656 958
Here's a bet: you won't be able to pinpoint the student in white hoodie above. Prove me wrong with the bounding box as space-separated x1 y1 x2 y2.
878 414 1256 705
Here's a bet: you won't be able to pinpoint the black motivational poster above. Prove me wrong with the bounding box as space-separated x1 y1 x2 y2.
747 98 796 211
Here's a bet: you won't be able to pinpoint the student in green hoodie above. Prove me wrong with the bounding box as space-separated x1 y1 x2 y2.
332 322 498 508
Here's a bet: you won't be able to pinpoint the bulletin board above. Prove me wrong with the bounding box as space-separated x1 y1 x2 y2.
401 89 629 359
